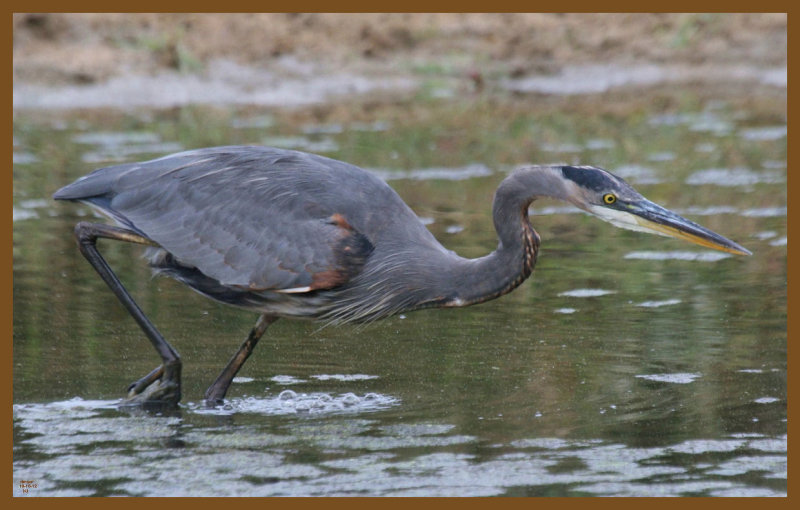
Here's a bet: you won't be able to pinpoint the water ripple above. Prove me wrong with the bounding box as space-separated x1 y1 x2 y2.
635 373 702 384
624 251 732 262
686 168 784 187
13 400 785 497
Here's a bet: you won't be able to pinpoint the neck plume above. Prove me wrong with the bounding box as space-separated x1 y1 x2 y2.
324 166 571 322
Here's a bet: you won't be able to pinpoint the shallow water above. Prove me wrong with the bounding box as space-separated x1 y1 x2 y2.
13 87 786 496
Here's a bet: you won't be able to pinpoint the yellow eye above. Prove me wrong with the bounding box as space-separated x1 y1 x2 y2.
603 193 617 205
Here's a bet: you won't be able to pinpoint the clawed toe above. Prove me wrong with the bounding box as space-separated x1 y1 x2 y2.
122 363 181 407
123 379 181 406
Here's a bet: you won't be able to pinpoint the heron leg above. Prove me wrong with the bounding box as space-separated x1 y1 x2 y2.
126 365 164 394
204 314 278 405
73 221 182 406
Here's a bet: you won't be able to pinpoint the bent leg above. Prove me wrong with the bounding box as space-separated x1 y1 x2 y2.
74 221 182 406
204 314 278 404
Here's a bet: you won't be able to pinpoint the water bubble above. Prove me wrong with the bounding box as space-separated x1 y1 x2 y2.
342 393 361 406
278 389 297 401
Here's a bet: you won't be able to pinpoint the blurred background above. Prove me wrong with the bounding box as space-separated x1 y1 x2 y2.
13 14 786 81
13 13 786 497
13 13 786 109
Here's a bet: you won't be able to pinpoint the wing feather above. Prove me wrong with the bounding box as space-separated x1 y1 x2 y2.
58 147 377 292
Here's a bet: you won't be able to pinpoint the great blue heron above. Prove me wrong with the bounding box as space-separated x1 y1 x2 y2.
53 145 750 406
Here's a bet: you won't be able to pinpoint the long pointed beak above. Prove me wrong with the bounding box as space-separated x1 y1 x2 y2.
587 199 751 255
627 200 751 256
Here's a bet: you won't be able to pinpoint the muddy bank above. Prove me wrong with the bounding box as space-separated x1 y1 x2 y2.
13 13 787 110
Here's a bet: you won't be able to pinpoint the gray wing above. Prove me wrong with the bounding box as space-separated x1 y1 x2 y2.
54 146 376 292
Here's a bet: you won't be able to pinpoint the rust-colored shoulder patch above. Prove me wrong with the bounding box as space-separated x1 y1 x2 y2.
329 213 354 231
309 269 351 290
308 215 374 291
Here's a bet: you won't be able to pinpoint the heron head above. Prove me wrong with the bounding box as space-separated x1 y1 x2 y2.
558 165 751 256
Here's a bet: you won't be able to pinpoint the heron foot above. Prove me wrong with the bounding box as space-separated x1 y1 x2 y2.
203 386 228 407
121 362 182 407
202 396 226 408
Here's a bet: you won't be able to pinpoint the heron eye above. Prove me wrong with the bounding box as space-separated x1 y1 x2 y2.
603 193 617 205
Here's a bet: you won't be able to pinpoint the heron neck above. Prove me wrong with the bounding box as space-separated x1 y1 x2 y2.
445 167 568 306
